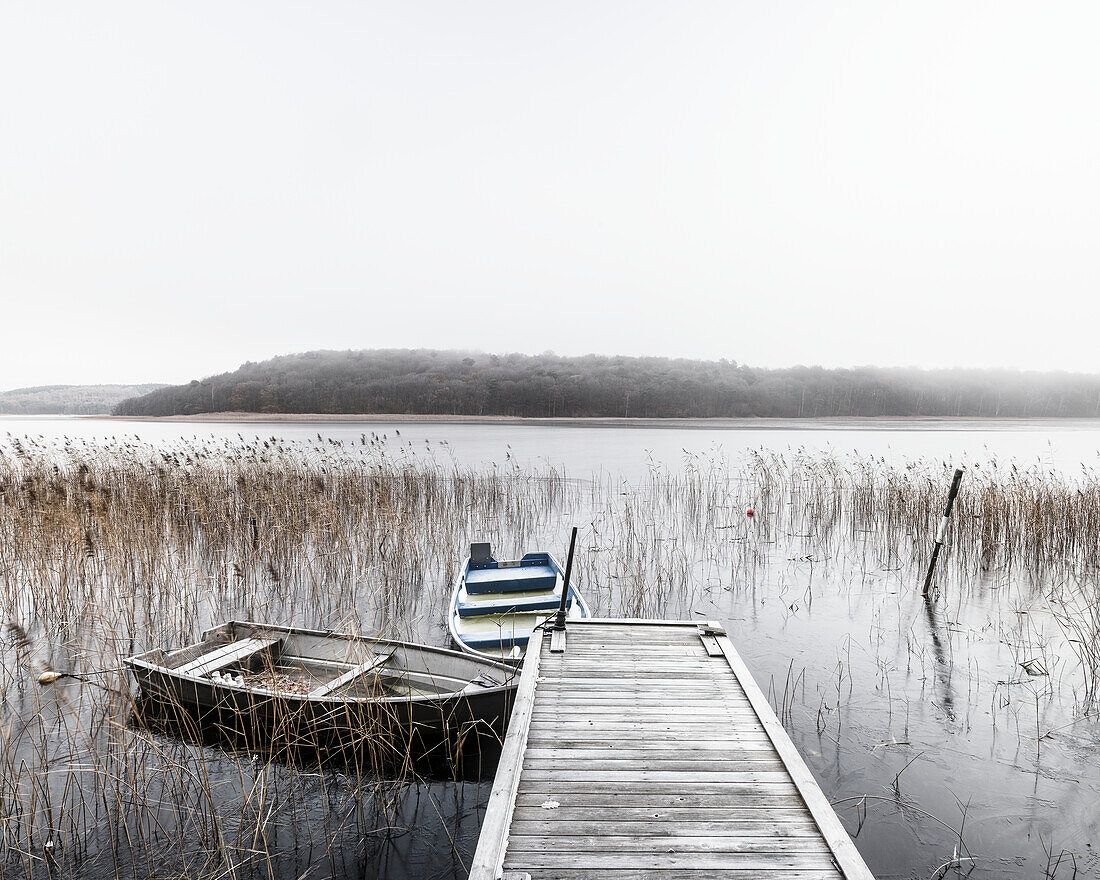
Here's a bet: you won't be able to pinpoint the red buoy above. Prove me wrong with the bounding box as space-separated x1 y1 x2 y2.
746 507 755 517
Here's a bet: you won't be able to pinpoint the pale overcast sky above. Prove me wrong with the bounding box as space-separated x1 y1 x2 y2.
1 2 1098 388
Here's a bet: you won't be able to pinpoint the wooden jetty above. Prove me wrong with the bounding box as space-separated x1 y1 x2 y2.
470 618 874 880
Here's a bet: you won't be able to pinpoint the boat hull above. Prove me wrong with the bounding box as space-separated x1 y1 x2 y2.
125 621 517 773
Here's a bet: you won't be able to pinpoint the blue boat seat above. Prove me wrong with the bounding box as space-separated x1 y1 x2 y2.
459 630 532 651
465 564 558 595
456 593 571 619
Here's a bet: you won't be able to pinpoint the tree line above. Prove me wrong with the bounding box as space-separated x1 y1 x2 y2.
1 384 166 415
111 349 1100 419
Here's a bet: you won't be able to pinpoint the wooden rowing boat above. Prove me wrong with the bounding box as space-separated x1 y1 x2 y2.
125 621 517 763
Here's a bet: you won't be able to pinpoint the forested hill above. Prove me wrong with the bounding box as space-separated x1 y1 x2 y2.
111 350 1100 419
1 384 166 415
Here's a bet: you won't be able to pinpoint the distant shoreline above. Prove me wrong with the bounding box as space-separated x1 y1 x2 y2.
88 412 1100 432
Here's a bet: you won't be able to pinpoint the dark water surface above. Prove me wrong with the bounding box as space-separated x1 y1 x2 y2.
2 416 1100 879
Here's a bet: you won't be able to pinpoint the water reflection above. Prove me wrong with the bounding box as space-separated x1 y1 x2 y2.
922 591 957 721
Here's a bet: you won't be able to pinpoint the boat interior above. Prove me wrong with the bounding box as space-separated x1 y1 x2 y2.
452 544 586 658
457 545 577 618
132 622 511 700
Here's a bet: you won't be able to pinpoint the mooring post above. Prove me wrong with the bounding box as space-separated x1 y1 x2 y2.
551 527 578 642
922 468 964 596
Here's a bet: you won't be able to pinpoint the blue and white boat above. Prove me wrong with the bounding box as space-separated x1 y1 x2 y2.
448 543 591 662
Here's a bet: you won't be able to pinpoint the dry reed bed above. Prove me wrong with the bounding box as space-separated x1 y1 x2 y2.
599 448 1100 584
573 448 1100 705
2 436 1100 877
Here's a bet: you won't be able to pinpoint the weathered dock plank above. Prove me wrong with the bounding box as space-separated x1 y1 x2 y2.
469 619 874 880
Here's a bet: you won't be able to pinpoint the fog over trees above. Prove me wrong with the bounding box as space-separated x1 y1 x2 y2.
0 384 166 415
112 350 1100 419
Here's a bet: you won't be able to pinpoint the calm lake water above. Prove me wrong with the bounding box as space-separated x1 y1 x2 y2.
9 414 1100 476
3 416 1100 880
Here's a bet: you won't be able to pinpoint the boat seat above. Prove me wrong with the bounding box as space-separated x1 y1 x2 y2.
308 650 394 698
176 637 281 678
456 593 566 618
465 564 558 595
462 670 508 692
458 630 532 651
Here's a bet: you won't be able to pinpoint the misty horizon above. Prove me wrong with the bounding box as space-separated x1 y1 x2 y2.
3 2 1099 389
14 347 1100 396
